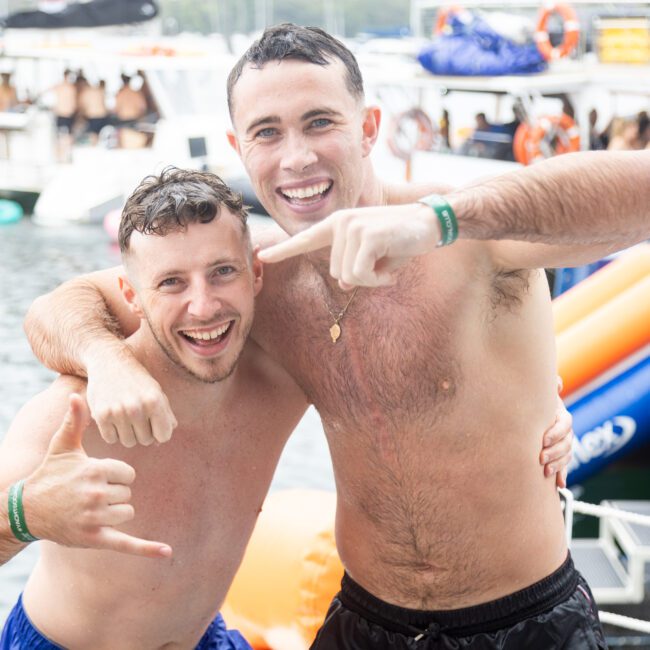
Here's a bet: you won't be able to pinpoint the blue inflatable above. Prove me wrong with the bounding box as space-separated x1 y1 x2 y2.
567 355 650 485
552 260 611 298
417 14 547 76
0 199 23 225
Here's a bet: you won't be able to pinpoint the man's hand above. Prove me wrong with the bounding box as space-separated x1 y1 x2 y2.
258 203 441 289
540 389 574 488
23 394 172 559
86 348 177 447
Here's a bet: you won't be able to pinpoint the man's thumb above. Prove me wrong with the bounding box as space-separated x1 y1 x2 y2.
49 394 91 453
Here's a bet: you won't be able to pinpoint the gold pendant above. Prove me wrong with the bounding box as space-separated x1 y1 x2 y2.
330 322 341 343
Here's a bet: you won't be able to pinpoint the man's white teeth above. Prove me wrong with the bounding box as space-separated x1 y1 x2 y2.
282 182 330 199
183 323 230 340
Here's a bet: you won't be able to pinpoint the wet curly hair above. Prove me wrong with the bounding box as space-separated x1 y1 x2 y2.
118 167 248 254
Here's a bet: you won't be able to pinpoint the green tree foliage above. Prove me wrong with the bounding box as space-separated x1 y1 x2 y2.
159 0 410 37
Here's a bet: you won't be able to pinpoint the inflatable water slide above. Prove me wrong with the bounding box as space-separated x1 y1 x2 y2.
555 244 650 485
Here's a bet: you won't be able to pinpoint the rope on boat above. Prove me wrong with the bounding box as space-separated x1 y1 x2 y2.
599 611 650 634
571 500 650 528
558 489 650 634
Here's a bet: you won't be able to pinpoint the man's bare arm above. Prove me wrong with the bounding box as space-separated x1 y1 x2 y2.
454 151 648 250
24 268 176 446
25 267 136 376
0 488 28 565
259 151 650 283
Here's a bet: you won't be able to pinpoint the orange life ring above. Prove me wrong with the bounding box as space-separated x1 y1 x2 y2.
386 108 437 161
434 5 463 35
513 113 580 165
535 3 580 60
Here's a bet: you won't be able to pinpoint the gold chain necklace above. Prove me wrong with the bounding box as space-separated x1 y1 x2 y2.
326 286 359 343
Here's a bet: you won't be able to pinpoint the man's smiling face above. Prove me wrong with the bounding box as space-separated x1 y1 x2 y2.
229 58 377 235
123 213 261 383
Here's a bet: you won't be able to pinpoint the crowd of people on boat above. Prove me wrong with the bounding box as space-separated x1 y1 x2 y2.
592 109 650 151
442 101 650 163
0 68 158 159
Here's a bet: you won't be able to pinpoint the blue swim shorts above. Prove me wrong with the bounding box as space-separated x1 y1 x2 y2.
0 594 252 650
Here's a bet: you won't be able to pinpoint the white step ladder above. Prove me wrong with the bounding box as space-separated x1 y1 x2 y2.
565 494 650 605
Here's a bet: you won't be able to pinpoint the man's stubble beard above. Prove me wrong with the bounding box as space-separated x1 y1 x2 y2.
144 311 253 385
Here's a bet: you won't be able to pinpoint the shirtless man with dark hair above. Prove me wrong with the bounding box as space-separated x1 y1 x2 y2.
23 24 644 649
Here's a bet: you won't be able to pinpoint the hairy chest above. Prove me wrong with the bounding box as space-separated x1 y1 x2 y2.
259 259 487 430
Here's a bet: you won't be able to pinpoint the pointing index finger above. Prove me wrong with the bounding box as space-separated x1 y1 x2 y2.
257 220 334 263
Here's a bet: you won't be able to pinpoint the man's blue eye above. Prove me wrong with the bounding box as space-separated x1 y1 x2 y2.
312 118 331 128
216 266 235 276
160 278 178 287
257 128 277 138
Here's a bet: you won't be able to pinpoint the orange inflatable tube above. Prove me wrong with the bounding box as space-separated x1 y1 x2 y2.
553 244 650 334
557 274 650 396
222 490 342 650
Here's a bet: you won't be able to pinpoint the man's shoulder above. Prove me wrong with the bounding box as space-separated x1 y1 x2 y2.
24 376 87 420
3 376 88 449
238 338 308 406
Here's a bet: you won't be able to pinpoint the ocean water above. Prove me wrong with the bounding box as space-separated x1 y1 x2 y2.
0 219 333 624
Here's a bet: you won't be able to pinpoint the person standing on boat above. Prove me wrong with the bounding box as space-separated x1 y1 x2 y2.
78 79 110 146
21 25 627 650
0 73 18 112
1 168 309 649
114 73 148 149
50 69 77 162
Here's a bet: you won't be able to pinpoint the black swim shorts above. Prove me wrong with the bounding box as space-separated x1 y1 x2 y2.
55 115 74 133
311 554 607 649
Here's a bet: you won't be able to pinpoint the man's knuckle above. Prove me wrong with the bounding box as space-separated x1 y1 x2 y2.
84 460 106 481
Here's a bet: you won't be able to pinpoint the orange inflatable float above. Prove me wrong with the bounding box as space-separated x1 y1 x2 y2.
535 3 580 60
222 490 342 650
556 274 650 396
553 244 650 334
513 113 580 165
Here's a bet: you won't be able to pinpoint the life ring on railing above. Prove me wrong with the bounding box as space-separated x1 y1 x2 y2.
433 5 463 35
535 3 580 60
513 113 580 165
386 108 437 161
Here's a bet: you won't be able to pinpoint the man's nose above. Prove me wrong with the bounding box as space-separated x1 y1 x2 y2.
280 132 317 172
187 283 221 320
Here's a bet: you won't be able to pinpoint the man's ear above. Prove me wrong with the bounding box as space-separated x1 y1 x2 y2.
252 246 264 296
361 105 381 157
119 274 144 318
227 129 241 156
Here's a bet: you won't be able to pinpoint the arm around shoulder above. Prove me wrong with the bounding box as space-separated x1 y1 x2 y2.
24 266 139 377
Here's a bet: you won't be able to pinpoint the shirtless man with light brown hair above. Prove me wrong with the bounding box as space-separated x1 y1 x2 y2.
23 25 646 649
2 168 306 649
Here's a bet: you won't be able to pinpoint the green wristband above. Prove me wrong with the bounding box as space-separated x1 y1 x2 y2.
8 480 39 543
418 194 459 247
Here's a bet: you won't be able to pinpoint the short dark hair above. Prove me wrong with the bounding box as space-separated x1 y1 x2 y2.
227 23 364 117
118 167 248 254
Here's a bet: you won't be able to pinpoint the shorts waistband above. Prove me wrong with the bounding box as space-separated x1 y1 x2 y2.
339 553 577 638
